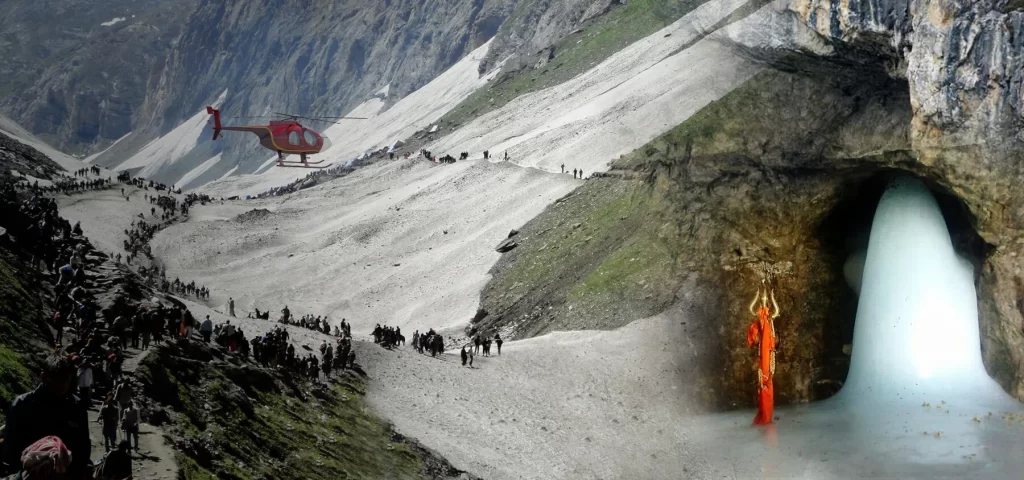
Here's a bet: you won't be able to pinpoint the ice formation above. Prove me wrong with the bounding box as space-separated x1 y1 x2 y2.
840 177 1009 405
688 177 1023 478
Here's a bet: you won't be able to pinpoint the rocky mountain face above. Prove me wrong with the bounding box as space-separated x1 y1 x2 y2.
0 0 197 154
481 0 623 71
788 0 1024 151
478 1 1024 409
0 131 62 185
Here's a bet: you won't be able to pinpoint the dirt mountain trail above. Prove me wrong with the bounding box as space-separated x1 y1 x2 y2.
85 348 179 480
58 185 184 260
358 304 719 480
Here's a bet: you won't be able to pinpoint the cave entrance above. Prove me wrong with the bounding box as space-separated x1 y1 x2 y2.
812 168 993 399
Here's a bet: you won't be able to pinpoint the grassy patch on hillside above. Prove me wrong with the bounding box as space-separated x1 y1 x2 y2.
137 347 426 480
568 234 672 300
479 177 688 335
491 181 647 302
0 256 38 423
440 0 707 128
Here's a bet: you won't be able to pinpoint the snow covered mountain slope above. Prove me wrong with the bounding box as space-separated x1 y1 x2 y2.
199 40 502 198
428 0 818 175
147 0 811 335
151 157 577 335
111 90 227 187
194 0 809 192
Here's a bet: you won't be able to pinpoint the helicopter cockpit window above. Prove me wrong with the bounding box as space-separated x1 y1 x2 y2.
303 129 317 146
288 130 300 146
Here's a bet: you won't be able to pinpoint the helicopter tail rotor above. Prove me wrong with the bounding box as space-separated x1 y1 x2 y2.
205 106 222 140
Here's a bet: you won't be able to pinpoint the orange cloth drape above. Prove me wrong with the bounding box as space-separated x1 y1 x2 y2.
747 305 776 425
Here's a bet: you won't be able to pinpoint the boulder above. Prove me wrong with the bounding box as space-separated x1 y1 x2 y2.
495 238 517 253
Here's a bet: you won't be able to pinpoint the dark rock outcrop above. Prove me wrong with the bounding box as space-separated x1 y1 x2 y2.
496 237 518 253
788 0 1024 151
0 131 63 184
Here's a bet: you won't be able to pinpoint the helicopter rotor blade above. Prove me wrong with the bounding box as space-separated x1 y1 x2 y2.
274 112 367 121
298 118 343 125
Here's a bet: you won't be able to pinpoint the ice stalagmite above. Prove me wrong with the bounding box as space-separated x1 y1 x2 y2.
838 177 1009 406
693 177 1023 478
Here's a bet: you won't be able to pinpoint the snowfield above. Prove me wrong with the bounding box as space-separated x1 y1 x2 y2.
107 0 814 194
115 90 227 182
152 157 578 336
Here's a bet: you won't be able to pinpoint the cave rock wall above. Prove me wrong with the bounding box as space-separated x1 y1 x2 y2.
788 0 1024 148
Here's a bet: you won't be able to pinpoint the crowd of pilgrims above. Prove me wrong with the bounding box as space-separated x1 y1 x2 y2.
114 184 213 300
251 162 351 198
0 182 369 478
250 327 359 381
1 185 73 272
0 166 520 478
119 175 177 194
241 306 360 380
420 149 458 164
16 170 112 196
420 148 501 165
270 307 353 336
122 218 157 263
375 325 449 358
0 183 143 478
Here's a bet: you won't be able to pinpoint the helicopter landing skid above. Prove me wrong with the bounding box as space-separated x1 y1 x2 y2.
277 161 329 169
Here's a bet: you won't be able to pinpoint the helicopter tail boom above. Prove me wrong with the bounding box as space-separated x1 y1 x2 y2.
205 106 222 140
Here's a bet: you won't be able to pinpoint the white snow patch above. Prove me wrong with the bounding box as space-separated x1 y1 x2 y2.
116 90 227 177
176 154 222 188
153 158 576 335
83 131 132 164
375 84 390 98
100 17 126 27
9 170 53 187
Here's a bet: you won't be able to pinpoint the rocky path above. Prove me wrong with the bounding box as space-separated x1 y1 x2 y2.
69 237 180 478
85 347 179 480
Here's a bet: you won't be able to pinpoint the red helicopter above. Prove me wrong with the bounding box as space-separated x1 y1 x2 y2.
205 106 364 168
